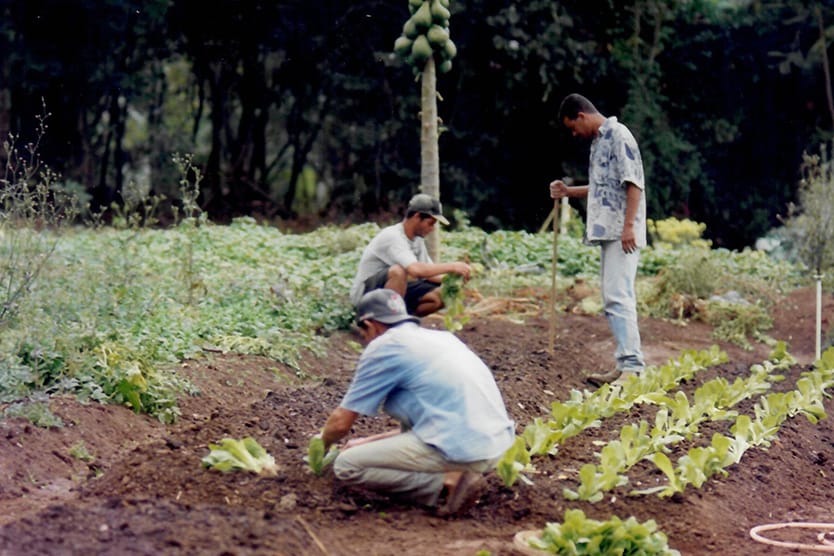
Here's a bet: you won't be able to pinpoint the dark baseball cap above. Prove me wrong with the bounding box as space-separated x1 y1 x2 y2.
356 289 420 326
407 193 449 225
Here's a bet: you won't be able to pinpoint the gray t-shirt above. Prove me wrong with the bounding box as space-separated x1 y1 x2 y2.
349 222 432 306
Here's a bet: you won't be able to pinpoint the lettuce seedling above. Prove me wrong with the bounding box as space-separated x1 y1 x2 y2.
440 273 470 332
306 436 339 476
201 437 279 476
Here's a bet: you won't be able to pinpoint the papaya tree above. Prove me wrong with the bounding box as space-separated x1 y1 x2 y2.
393 0 455 260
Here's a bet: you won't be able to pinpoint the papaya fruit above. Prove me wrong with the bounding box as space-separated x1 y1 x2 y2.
443 38 457 59
410 34 432 65
438 59 453 74
430 0 451 24
394 35 413 57
426 24 449 48
403 18 419 39
412 1 433 30
409 0 423 10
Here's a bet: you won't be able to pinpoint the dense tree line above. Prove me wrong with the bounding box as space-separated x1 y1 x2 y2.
1 0 833 248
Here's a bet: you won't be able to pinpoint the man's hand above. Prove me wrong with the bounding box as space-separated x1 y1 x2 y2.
621 225 637 254
549 179 570 199
450 262 471 281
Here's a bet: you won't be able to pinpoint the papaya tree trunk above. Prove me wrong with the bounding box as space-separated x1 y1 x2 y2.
420 55 440 261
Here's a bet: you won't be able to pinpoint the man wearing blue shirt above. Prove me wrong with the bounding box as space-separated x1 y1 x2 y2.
320 289 515 516
549 93 647 386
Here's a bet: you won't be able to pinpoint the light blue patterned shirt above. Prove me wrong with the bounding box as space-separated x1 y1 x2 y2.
340 323 515 462
586 116 647 247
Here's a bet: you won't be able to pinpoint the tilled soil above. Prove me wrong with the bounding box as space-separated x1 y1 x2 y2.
0 286 832 556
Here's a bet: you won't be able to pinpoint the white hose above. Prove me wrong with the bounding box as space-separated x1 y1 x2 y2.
750 522 834 552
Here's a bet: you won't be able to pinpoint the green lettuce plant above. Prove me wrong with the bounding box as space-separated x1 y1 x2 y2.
202 437 279 475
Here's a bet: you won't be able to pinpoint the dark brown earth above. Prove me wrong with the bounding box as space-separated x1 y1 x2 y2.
1 286 833 556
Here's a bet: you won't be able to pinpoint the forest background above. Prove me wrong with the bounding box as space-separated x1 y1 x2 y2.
2 0 834 249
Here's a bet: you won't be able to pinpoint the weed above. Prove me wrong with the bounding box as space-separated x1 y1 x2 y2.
3 400 63 428
69 441 94 462
172 153 206 306
0 105 78 328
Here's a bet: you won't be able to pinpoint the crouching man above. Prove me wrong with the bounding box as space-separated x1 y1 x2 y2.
349 193 471 317
320 289 515 516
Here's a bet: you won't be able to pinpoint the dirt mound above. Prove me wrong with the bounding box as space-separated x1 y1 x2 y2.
0 286 832 555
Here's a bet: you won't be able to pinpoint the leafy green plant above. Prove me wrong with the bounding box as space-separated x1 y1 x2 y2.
526 509 680 555
89 342 193 424
305 436 339 476
69 441 94 462
3 401 63 428
701 299 772 350
201 437 279 475
495 436 533 487
562 463 626 503
440 272 470 332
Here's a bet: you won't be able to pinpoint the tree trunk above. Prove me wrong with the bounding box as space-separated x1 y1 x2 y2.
814 5 834 131
420 56 440 261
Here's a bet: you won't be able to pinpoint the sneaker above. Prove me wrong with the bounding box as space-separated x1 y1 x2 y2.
613 370 637 386
438 471 486 517
585 368 622 387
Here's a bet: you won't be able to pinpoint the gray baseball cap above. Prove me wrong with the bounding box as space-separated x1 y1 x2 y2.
407 193 450 225
356 289 420 326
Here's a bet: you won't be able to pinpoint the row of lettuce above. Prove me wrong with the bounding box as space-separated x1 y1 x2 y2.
502 343 834 555
0 216 806 423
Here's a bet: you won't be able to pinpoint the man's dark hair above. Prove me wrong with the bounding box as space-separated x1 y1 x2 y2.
558 93 599 121
406 209 435 221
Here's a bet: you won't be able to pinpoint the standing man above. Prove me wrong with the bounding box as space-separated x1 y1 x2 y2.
349 193 471 317
320 289 515 516
549 93 646 386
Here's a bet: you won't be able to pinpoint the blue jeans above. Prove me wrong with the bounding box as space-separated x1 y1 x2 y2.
333 431 495 507
600 240 644 372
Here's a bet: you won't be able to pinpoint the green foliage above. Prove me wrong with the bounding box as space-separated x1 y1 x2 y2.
440 273 470 332
641 239 800 347
3 401 63 428
527 509 680 556
495 436 532 487
781 141 834 275
701 300 773 351
0 208 806 424
86 342 194 424
0 110 79 329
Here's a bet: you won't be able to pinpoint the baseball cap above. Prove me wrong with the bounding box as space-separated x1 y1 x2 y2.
407 193 450 225
356 289 420 326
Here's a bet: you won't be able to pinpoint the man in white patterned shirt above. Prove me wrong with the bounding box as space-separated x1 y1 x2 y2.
549 93 646 386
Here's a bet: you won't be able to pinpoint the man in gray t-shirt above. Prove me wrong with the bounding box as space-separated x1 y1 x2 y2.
349 193 471 316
